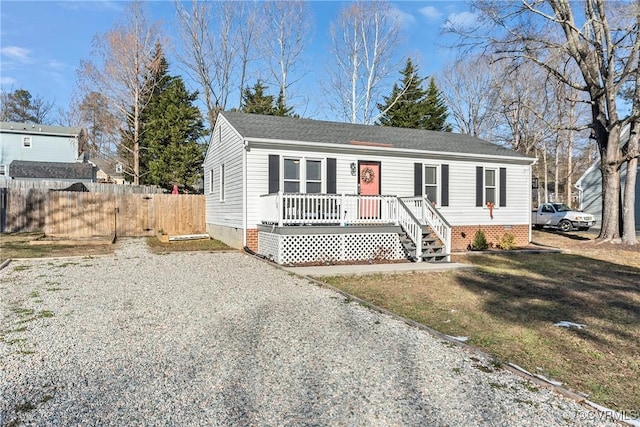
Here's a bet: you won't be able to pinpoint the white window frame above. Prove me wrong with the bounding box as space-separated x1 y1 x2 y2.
484 168 497 205
208 169 214 194
0 164 6 176
282 157 324 193
305 158 323 194
219 164 225 201
283 157 301 193
423 164 439 205
22 136 32 148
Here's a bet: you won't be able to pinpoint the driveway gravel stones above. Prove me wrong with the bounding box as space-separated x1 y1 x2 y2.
0 239 619 426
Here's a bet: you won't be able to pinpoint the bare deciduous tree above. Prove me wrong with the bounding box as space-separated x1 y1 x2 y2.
175 1 262 127
258 0 311 108
450 0 639 244
78 1 162 185
325 0 401 124
439 55 499 139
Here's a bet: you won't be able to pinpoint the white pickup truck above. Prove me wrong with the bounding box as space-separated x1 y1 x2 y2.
531 203 596 232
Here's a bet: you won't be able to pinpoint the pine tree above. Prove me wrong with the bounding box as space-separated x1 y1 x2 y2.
136 43 207 189
241 80 276 115
274 88 295 117
377 58 428 128
377 59 451 131
423 77 451 132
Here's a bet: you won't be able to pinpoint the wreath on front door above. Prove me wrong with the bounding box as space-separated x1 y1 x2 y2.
361 167 375 184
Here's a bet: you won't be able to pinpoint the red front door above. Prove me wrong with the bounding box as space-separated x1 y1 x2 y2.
358 161 381 219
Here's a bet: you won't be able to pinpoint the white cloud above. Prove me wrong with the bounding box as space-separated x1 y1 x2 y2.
443 11 479 29
419 6 442 21
0 76 17 85
46 59 67 70
1 46 31 61
390 7 416 27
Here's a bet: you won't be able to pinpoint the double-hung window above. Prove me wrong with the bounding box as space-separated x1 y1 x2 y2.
23 136 32 148
219 164 225 201
306 160 322 193
208 170 214 194
283 158 301 192
283 157 323 193
0 164 6 176
424 165 438 204
485 169 496 204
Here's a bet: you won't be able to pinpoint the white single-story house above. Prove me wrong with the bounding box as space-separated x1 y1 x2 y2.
575 126 640 230
204 111 536 264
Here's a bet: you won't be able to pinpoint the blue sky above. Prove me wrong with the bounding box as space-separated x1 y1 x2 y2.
0 1 476 120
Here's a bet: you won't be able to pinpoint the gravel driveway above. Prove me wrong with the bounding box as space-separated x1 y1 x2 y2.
0 239 618 426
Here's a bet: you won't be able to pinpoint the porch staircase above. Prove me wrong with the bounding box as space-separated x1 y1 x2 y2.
398 226 449 263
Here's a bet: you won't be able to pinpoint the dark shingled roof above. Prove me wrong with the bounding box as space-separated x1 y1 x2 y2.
221 111 532 159
9 161 94 180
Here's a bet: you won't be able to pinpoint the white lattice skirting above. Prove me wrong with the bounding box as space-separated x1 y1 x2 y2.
257 232 406 265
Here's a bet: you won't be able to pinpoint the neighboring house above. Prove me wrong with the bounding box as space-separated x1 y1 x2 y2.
0 122 87 179
204 111 536 264
91 158 125 184
8 160 94 183
575 126 640 230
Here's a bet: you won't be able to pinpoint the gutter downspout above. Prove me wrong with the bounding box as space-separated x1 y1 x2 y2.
242 139 248 248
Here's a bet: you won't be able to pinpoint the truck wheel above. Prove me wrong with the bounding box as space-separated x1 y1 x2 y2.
558 220 572 232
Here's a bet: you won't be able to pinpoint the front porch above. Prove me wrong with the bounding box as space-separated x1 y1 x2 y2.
258 192 451 265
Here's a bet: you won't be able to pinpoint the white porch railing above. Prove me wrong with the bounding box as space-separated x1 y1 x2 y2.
260 192 398 226
396 198 422 262
401 196 451 260
259 193 451 261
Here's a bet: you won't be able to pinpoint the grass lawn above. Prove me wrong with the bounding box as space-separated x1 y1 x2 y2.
321 230 640 412
145 236 231 253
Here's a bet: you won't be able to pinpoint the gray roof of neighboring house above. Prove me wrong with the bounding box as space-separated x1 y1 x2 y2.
0 122 83 137
221 111 533 159
9 160 94 180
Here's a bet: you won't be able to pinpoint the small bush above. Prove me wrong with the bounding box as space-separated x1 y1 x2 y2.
471 229 489 250
497 232 516 250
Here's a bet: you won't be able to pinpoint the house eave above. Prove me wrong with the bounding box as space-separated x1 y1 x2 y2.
245 137 536 164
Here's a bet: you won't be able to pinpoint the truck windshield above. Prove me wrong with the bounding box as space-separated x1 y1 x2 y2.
552 203 572 212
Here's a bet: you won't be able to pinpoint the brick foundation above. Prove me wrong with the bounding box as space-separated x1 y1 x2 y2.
246 228 258 251
450 225 529 251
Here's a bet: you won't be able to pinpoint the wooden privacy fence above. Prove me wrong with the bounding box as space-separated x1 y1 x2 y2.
0 188 47 233
44 192 206 238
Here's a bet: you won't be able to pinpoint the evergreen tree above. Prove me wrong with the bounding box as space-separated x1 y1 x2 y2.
241 80 276 115
423 77 451 132
274 88 295 117
377 59 451 131
377 58 428 128
136 43 207 189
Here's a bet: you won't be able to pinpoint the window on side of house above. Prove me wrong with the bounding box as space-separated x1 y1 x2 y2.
306 159 322 193
283 158 300 192
485 168 496 204
22 136 32 148
219 165 225 201
208 169 214 194
424 165 438 204
0 164 6 176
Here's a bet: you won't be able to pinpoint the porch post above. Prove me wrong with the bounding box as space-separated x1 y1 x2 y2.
340 194 346 226
278 191 283 227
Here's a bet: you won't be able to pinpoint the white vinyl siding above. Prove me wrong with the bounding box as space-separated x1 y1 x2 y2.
245 146 532 229
203 116 243 227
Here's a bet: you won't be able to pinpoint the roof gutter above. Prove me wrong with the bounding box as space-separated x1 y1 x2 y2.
244 137 537 164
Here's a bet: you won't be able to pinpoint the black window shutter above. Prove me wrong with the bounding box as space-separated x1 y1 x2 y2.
441 164 449 207
476 166 484 207
414 163 422 197
326 158 337 194
268 154 280 194
499 167 507 207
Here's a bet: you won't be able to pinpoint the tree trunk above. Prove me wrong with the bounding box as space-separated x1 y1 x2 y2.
622 154 638 244
598 128 623 241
